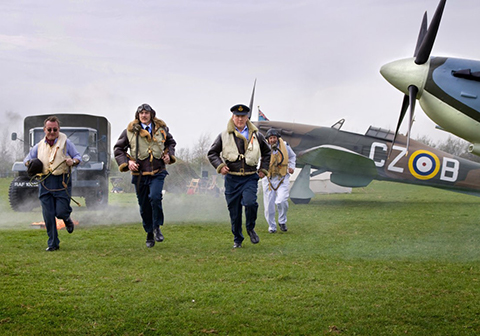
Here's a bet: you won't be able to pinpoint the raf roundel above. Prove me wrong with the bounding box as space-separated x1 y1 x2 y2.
408 150 441 180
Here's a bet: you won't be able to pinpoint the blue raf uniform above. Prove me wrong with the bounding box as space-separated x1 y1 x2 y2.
207 104 271 248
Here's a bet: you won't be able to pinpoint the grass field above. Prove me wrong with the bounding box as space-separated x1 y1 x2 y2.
1 177 480 335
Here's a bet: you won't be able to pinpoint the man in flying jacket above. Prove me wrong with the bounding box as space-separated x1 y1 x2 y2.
114 103 176 248
208 104 271 248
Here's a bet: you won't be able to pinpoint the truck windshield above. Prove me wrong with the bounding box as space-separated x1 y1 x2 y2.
31 128 97 150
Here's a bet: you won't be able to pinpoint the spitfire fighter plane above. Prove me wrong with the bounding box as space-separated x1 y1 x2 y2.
248 0 480 203
380 0 480 155
253 117 480 204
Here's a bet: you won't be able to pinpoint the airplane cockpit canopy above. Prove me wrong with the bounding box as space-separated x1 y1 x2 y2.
365 126 395 141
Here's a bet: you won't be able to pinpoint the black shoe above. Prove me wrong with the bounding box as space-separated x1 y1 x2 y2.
269 229 277 234
153 227 164 242
279 224 288 232
247 229 260 244
146 232 155 248
64 218 74 233
233 242 242 248
45 246 59 252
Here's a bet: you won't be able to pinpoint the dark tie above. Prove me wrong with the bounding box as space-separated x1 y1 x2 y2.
145 126 151 134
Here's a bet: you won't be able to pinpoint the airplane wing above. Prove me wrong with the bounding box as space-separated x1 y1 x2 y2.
297 145 378 187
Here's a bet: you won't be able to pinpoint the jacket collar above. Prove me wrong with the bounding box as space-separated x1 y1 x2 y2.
226 118 258 134
128 117 166 133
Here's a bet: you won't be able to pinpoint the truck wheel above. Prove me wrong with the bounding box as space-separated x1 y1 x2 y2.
85 181 109 209
9 176 40 212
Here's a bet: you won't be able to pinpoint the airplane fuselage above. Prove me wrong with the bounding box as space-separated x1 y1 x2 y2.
423 57 480 151
254 120 480 196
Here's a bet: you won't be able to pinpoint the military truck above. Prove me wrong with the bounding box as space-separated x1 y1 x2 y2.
9 114 111 212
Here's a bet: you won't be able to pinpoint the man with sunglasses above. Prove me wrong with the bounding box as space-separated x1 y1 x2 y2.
23 116 82 251
207 104 271 248
114 103 177 248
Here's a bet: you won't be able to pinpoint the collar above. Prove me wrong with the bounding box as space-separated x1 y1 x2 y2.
227 118 258 134
235 125 248 133
45 138 57 146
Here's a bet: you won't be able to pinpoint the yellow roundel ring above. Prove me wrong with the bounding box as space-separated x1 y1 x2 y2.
408 150 440 180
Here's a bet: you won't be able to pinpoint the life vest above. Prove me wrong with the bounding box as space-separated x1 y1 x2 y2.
127 121 166 162
37 132 69 175
268 140 289 178
221 128 261 167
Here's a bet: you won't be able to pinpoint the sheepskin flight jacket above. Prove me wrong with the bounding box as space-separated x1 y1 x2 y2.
114 118 177 175
208 118 270 176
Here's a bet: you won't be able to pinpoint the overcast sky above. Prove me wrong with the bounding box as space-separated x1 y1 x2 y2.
1 0 479 151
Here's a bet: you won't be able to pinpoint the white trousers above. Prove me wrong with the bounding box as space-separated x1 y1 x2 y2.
262 174 290 232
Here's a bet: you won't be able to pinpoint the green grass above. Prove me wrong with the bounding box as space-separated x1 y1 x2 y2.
1 177 480 335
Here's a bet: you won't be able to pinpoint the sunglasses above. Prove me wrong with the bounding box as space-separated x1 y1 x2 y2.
137 104 153 113
46 128 58 132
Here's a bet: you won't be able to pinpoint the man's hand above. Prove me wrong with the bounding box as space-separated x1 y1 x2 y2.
128 160 139 171
220 166 230 175
162 153 171 164
66 158 77 167
258 171 265 179
288 168 294 174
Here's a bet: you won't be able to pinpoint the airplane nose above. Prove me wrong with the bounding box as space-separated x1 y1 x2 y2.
380 57 429 96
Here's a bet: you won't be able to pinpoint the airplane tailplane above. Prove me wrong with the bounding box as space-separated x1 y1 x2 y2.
290 165 315 204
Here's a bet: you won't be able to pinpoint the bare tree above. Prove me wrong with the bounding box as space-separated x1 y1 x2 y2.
415 134 437 148
176 133 213 173
0 128 13 177
0 111 24 177
176 147 192 162
437 136 469 157
192 133 211 161
415 133 480 163
192 133 212 175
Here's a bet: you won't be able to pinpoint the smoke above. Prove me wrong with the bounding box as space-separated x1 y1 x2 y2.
0 110 24 171
74 191 229 228
0 198 42 229
0 191 230 230
1 110 23 127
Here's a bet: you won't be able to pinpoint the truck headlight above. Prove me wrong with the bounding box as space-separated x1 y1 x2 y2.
82 154 91 163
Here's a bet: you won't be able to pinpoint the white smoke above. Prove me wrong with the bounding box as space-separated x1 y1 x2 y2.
0 191 230 230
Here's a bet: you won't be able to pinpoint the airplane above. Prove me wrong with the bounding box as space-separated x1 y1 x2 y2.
252 115 480 204
380 0 480 155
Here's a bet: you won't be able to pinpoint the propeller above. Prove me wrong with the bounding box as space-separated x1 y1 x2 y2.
386 0 446 157
413 12 428 58
415 0 446 65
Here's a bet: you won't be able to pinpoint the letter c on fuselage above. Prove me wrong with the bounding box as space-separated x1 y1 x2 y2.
369 142 388 167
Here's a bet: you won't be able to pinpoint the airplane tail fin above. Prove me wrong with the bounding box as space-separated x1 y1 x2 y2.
248 79 256 120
